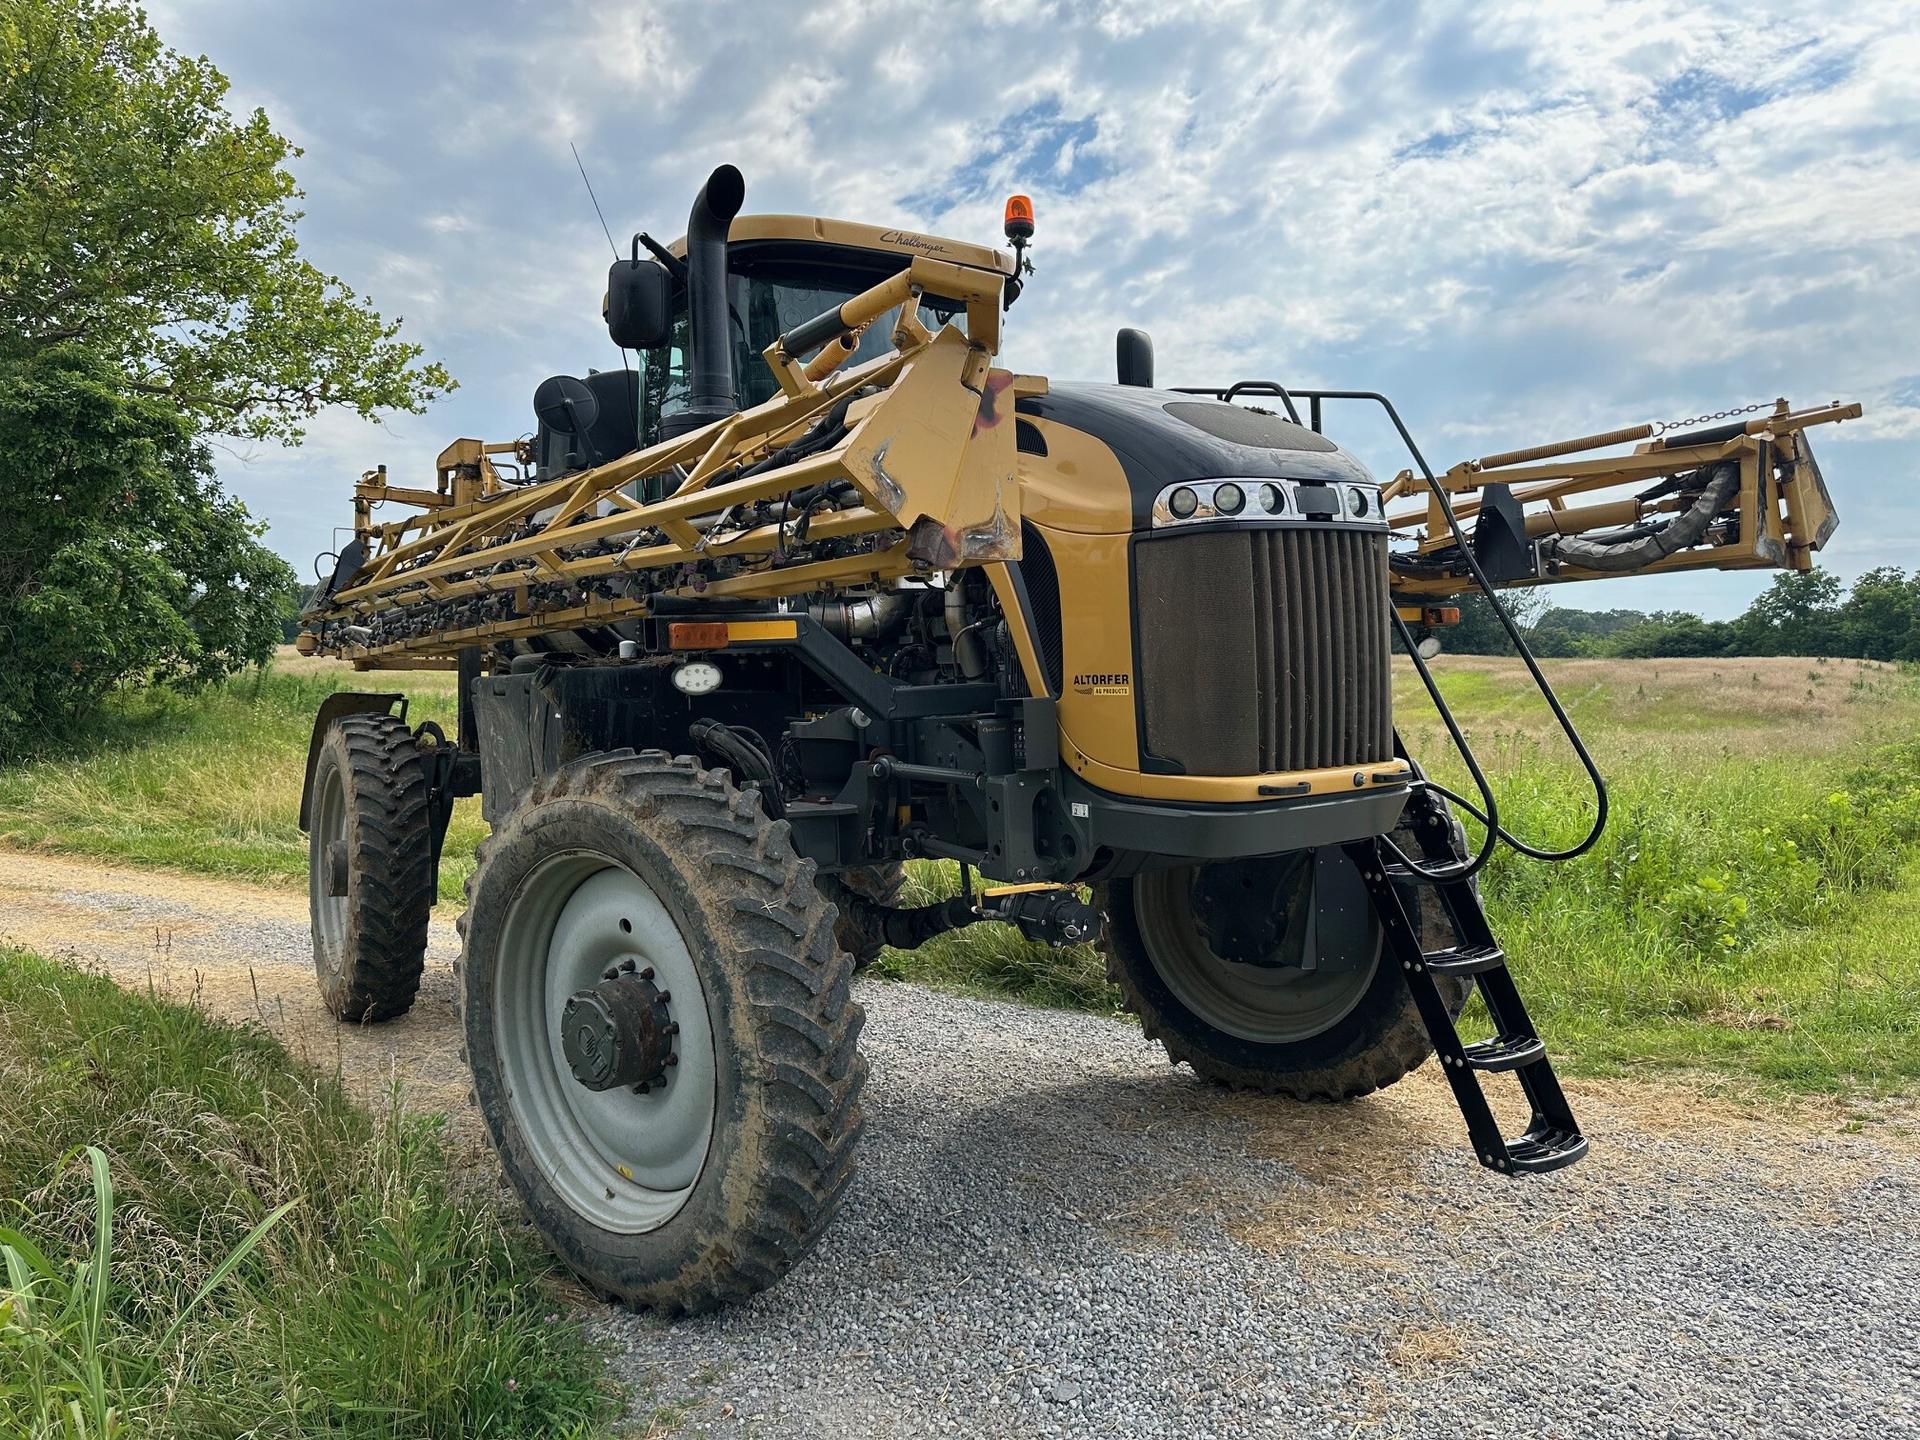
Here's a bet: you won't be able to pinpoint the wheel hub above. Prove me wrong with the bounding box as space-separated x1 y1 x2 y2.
1189 852 1315 966
561 957 678 1093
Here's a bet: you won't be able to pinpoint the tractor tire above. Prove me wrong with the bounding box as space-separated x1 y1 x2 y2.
817 862 911 969
1096 802 1473 1101
306 714 434 1022
457 750 866 1313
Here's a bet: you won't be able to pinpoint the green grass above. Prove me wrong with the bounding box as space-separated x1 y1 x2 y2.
2 655 1918 1094
0 948 619 1438
0 663 484 902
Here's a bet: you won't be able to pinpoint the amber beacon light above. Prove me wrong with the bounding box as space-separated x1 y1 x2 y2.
1003 193 1035 242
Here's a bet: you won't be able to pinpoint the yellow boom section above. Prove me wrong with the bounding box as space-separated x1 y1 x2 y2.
300 256 1020 669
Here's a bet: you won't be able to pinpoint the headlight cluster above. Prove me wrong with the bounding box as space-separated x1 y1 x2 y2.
1151 478 1384 530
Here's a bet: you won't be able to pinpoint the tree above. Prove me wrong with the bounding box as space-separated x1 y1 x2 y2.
1437 589 1550 655
1837 567 1920 662
1606 611 1732 658
1730 569 1842 656
0 0 451 443
0 346 297 755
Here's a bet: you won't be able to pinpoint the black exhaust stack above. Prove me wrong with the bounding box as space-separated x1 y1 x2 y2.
662 164 746 440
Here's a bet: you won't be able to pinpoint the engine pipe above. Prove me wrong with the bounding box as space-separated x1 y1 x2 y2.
664 165 747 440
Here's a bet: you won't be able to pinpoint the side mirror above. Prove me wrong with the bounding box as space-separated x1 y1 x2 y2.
1116 327 1154 388
605 253 673 350
533 374 600 435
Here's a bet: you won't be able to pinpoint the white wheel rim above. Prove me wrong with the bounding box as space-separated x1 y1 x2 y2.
495 852 717 1234
308 762 348 971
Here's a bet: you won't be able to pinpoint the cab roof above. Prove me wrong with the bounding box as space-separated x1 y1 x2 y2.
668 213 1014 276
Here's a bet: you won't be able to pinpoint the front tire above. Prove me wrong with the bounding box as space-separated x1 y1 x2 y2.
817 862 911 969
1097 805 1472 1100
458 750 865 1312
306 714 434 1021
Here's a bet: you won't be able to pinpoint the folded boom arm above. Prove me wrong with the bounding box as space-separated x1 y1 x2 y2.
1387 399 1859 610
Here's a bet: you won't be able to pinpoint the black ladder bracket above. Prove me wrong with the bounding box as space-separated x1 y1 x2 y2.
1343 834 1588 1178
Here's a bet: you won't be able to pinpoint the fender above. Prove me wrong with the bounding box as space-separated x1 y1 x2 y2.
296 692 407 831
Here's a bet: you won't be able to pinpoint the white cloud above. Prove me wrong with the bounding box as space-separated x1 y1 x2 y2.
148 0 1920 615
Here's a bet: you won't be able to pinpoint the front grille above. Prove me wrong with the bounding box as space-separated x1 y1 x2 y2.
1135 527 1393 775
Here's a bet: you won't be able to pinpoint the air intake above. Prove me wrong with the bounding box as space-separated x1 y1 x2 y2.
1134 526 1392 774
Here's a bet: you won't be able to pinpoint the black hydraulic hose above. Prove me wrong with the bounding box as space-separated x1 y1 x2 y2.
688 718 785 818
841 893 982 950
1541 462 1738 572
1286 389 1610 874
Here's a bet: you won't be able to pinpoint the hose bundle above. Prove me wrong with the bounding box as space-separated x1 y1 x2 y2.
1540 462 1738 572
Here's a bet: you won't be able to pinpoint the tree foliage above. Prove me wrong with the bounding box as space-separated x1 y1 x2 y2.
0 0 451 443
1440 567 1920 663
0 346 297 756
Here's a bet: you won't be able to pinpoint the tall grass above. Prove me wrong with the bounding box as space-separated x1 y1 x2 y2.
0 950 616 1438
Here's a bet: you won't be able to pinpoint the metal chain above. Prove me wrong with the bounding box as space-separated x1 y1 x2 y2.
1650 400 1774 435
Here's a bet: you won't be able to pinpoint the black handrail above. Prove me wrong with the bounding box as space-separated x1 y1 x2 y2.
1181 381 1611 882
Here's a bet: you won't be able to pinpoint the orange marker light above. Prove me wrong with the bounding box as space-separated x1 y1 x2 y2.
668 622 729 650
1003 194 1035 242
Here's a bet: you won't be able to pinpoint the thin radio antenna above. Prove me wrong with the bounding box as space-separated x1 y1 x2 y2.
568 140 637 428
570 140 619 259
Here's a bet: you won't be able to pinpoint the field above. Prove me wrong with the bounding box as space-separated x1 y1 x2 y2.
2 652 1917 1094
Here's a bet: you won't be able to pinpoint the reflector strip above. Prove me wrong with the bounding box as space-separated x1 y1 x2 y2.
726 620 799 642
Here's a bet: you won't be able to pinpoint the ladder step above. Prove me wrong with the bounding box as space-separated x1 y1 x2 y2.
1503 1125 1589 1174
1423 943 1505 976
1462 1034 1546 1072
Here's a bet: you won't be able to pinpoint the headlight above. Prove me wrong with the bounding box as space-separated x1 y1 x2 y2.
671 660 722 695
1258 483 1284 514
1213 482 1244 515
1347 486 1369 516
1168 486 1198 519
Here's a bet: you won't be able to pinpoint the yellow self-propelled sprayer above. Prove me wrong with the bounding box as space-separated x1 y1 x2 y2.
295 165 1860 1311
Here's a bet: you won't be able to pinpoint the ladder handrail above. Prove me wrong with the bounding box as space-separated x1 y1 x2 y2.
1185 380 1611 881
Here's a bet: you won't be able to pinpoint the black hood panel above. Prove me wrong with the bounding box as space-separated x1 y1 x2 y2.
1016 383 1375 529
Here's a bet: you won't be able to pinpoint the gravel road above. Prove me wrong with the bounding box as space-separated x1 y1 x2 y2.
3 849 1915 1439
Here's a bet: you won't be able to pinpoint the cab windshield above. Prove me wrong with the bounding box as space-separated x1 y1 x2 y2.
640 257 966 444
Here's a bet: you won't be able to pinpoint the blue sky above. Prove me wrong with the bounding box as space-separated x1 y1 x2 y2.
151 0 1919 618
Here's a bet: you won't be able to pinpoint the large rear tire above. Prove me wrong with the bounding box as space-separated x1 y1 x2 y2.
306 714 434 1022
458 750 865 1312
1096 803 1472 1100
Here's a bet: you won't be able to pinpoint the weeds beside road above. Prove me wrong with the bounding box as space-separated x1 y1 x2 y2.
0 949 617 1438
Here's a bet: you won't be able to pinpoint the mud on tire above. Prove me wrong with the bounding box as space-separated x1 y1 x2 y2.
457 749 866 1312
307 714 434 1022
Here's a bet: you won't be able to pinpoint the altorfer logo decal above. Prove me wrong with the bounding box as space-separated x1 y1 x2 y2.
1072 672 1131 696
